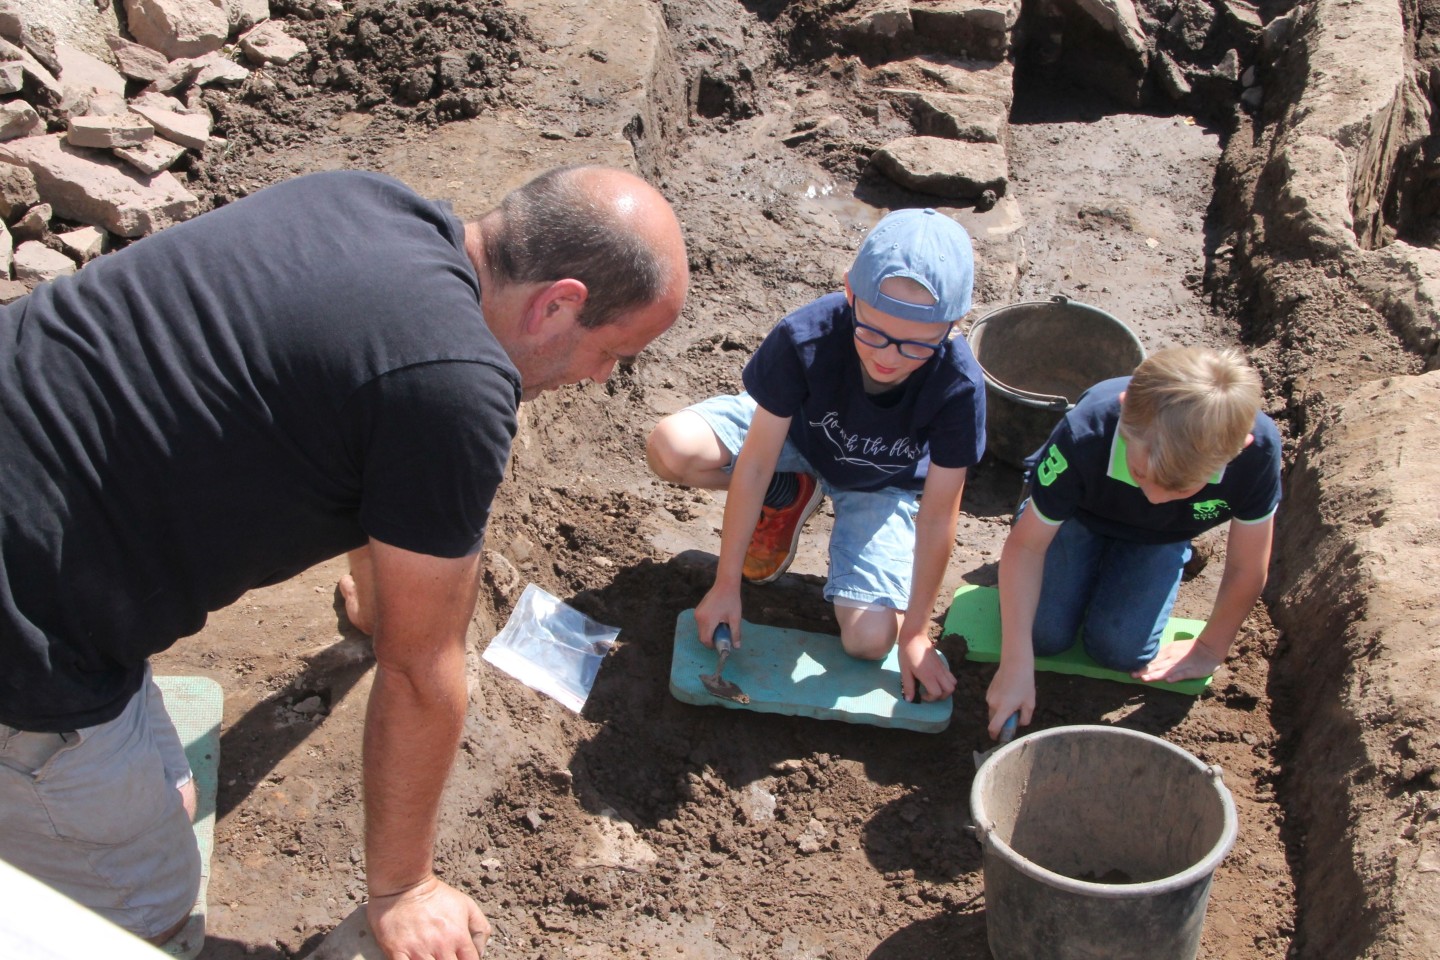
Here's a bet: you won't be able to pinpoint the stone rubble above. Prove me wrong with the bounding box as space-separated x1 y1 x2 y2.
0 0 305 293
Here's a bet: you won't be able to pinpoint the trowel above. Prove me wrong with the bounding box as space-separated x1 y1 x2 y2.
972 711 1018 768
699 623 750 704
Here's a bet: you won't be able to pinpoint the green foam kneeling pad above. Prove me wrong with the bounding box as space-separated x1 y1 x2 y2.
154 675 224 960
669 610 953 733
942 584 1212 696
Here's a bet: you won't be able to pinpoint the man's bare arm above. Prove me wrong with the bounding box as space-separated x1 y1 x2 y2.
362 539 491 960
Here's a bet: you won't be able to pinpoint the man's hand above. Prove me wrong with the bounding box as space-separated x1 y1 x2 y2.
1132 637 1224 683
368 875 491 960
898 637 955 703
984 661 1035 739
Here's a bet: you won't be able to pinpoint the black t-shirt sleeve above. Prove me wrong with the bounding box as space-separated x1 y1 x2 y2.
1229 422 1283 522
349 360 520 558
1027 416 1085 523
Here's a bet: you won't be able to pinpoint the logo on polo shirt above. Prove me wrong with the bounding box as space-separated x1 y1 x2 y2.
1192 499 1228 521
1037 444 1068 486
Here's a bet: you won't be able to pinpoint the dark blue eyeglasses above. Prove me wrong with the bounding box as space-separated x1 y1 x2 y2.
852 315 952 361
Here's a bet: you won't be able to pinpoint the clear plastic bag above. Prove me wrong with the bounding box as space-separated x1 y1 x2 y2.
480 583 619 713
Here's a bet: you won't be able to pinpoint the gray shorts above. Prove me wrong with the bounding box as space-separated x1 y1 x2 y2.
0 666 200 939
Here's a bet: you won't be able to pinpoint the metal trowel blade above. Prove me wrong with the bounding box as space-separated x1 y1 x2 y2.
973 712 1018 769
699 624 750 704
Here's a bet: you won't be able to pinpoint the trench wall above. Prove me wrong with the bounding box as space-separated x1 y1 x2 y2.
1222 0 1440 955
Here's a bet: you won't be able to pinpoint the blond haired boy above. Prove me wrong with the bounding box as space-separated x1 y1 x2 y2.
985 347 1281 737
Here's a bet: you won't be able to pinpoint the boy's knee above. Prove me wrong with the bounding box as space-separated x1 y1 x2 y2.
1031 621 1079 657
838 605 898 660
645 420 684 483
1081 626 1154 672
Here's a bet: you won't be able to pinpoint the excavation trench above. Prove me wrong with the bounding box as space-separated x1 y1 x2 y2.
118 0 1440 955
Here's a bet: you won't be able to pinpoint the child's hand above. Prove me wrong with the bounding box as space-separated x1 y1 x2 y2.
898 637 956 703
985 662 1034 739
1132 638 1224 683
696 588 743 650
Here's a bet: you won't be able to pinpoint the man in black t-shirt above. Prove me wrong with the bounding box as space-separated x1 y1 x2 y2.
0 166 688 960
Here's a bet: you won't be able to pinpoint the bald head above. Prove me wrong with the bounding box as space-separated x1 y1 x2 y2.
481 165 688 329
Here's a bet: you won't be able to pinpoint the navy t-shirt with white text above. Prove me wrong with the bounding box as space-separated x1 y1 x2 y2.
742 292 986 492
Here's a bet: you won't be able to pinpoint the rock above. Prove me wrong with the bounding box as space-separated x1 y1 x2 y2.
910 0 1020 62
1155 49 1193 99
223 0 270 33
191 51 249 86
839 0 913 44
1220 0 1263 43
90 93 134 117
1261 10 1296 60
0 101 42 142
1070 0 1149 59
0 277 27 302
0 59 21 93
56 42 127 101
871 136 1008 200
14 240 75 282
0 134 200 237
1215 48 1241 82
123 0 229 61
67 115 156 149
0 219 9 274
894 89 1007 142
114 134 188 175
11 203 50 242
1240 85 1263 110
4 0 118 65
0 161 38 220
107 35 171 83
1166 0 1216 53
57 225 106 262
144 55 205 93
129 102 211 148
129 91 195 115
0 37 67 109
238 20 306 65
15 23 60 77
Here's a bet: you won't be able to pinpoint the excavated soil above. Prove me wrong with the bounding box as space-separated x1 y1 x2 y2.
136 0 1426 956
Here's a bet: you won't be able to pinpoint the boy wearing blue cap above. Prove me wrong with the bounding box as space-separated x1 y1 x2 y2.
647 208 986 703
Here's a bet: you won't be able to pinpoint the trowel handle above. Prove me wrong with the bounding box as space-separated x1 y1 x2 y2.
998 712 1019 744
712 622 733 654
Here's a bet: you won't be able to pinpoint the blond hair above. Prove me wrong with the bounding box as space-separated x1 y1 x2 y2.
1118 347 1261 490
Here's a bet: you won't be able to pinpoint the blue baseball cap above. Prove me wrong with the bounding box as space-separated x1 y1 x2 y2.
848 207 974 323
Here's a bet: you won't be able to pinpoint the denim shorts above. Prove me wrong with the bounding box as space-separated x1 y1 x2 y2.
0 666 200 938
688 392 920 609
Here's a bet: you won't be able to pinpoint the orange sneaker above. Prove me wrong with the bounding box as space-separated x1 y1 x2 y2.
742 473 823 583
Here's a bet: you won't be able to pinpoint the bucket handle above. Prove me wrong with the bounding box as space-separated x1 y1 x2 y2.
967 303 1073 413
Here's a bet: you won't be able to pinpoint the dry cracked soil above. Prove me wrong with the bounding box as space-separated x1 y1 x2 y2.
128 0 1430 956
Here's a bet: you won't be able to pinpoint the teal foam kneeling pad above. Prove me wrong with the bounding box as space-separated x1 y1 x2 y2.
154 675 224 960
942 584 1213 696
669 610 953 733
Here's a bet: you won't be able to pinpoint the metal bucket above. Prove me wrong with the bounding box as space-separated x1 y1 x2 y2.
966 296 1146 468
970 725 1238 960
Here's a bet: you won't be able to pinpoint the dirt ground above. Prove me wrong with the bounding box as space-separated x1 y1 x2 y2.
131 0 1420 956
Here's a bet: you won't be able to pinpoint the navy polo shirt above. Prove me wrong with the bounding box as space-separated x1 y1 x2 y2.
1025 377 1281 544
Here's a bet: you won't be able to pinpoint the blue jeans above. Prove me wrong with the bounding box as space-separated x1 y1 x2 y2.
687 393 920 609
1033 519 1192 671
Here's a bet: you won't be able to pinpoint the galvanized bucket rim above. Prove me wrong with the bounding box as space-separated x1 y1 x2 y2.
965 295 1146 413
970 724 1238 900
